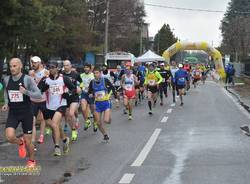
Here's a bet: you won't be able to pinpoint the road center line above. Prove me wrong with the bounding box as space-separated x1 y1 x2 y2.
119 173 135 184
131 128 162 167
167 109 173 114
161 116 168 123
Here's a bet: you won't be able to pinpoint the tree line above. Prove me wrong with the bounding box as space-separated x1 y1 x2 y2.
0 0 146 63
220 0 250 62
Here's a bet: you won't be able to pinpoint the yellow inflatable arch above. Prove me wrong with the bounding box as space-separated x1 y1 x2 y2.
162 41 226 78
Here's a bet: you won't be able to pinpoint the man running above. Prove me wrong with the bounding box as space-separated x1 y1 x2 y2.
29 56 48 148
132 63 143 106
114 65 123 108
102 64 115 84
175 64 189 106
38 61 76 156
62 60 82 141
192 65 202 88
170 60 179 103
121 63 138 120
88 67 118 141
158 63 172 106
144 63 163 115
2 58 42 167
79 64 96 132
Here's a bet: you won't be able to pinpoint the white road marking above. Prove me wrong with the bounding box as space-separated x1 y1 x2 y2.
167 109 173 114
0 176 4 183
119 173 135 184
171 103 176 107
161 116 169 123
131 128 162 167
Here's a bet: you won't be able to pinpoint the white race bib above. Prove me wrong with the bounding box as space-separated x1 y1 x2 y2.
115 81 121 86
49 85 64 95
125 85 133 91
149 80 156 85
162 78 165 82
195 71 200 76
8 90 23 102
95 90 106 100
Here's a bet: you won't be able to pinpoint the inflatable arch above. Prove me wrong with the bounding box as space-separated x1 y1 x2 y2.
162 41 226 78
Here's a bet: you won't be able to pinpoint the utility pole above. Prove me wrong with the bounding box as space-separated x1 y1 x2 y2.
140 25 143 55
104 0 110 55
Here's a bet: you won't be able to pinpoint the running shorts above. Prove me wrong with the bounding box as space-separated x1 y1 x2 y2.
6 108 33 134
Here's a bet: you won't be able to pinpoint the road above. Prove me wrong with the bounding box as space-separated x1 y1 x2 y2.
1 81 250 184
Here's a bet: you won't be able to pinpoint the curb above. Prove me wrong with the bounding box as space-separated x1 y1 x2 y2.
226 87 250 113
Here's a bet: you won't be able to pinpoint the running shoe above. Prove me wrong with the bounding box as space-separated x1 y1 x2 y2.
93 122 98 132
63 137 70 153
26 160 36 168
19 137 27 158
103 135 110 141
71 130 78 141
54 147 62 156
84 119 91 131
160 102 163 106
180 102 184 106
128 115 133 120
34 144 37 152
148 111 153 115
45 127 52 135
37 134 44 144
123 109 128 115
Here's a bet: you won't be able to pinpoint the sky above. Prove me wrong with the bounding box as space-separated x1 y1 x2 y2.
144 0 231 47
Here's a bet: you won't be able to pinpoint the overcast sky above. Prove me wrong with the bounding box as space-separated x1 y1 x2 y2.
144 0 231 47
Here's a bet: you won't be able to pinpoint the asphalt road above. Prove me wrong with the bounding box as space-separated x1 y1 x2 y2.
1 80 250 184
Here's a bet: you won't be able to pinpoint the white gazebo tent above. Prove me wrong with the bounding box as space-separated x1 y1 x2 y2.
135 50 165 63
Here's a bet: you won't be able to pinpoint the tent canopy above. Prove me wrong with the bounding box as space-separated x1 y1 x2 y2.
136 50 165 63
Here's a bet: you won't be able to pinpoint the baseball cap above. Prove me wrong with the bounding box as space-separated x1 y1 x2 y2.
178 63 183 68
31 56 41 63
160 63 165 66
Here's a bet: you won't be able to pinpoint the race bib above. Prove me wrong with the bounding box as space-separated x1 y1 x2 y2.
195 71 200 76
125 85 133 91
95 90 106 100
149 80 156 85
115 81 121 86
8 90 23 102
178 77 185 82
49 85 64 95
162 78 165 83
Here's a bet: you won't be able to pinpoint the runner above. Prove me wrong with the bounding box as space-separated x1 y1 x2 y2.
88 66 118 141
38 61 76 156
132 63 143 106
121 63 138 120
29 56 48 149
79 64 96 132
192 65 202 88
144 63 163 115
170 60 179 103
62 60 82 141
158 63 172 106
138 62 147 102
114 65 123 108
102 64 115 84
2 58 42 167
175 64 189 106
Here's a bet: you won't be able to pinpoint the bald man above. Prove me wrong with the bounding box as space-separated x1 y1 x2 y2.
1 58 42 168
62 60 82 141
